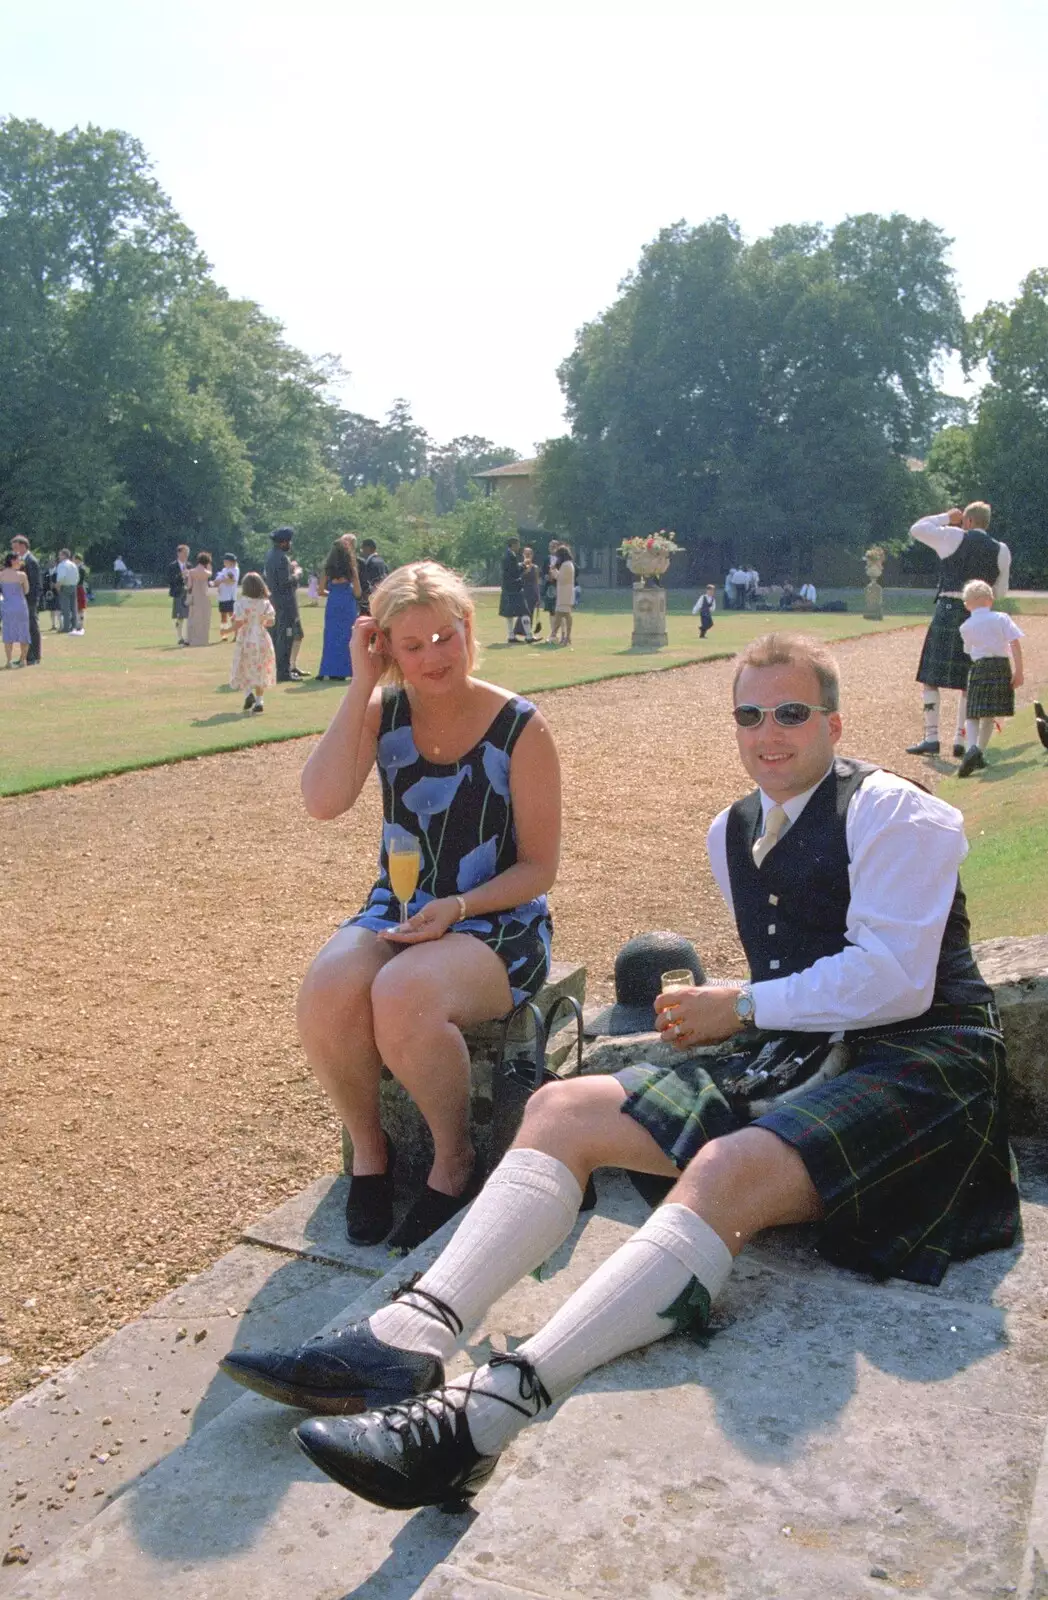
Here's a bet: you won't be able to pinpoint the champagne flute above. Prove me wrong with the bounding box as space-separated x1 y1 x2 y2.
388 837 422 926
660 968 693 1038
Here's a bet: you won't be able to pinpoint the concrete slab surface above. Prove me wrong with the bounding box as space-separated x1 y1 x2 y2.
438 1251 1048 1600
1 1246 369 1593
5 1162 1046 1599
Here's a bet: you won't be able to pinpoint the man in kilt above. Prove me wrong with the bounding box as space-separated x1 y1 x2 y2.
907 502 1010 760
220 633 1018 1512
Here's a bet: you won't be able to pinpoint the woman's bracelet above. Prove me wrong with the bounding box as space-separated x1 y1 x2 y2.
453 894 467 923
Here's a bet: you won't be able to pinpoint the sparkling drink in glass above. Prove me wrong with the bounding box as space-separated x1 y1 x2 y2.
388 838 422 924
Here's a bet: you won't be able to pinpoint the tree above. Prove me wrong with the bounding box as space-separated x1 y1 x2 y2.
332 399 430 493
429 437 519 514
0 117 343 566
539 213 962 575
964 272 1048 583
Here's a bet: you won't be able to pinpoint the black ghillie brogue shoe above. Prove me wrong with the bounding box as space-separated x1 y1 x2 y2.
905 738 940 756
294 1351 550 1511
218 1276 460 1414
957 747 987 778
953 742 966 758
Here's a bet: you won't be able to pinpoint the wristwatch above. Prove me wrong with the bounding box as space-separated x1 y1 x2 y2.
733 984 757 1030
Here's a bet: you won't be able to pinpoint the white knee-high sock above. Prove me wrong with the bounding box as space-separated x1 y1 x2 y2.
965 718 979 749
954 691 968 741
456 1203 733 1455
922 689 940 741
368 1149 582 1363
977 717 995 750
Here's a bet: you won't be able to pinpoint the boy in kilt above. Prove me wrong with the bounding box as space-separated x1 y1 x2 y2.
221 633 1018 1513
907 502 1010 760
956 579 1025 777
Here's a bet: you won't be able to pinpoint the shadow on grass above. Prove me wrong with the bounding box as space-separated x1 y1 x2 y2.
191 712 252 727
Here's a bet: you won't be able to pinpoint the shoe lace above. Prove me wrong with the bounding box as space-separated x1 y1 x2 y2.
389 1272 464 1339
381 1353 551 1454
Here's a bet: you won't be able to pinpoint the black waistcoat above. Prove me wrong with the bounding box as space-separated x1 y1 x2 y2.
937 529 1001 595
725 758 991 1010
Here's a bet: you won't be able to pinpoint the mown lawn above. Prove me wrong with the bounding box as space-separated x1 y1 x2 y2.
939 705 1048 942
1 588 925 795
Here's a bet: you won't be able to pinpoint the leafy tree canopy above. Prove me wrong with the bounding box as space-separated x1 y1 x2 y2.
538 213 962 575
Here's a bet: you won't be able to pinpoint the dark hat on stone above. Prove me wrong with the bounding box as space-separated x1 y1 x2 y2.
271 526 295 543
584 931 705 1038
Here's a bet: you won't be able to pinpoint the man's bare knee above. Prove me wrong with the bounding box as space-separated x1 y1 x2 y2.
672 1128 821 1246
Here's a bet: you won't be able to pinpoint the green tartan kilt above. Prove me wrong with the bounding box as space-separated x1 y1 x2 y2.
915 597 970 690
966 656 1014 720
616 1002 1019 1286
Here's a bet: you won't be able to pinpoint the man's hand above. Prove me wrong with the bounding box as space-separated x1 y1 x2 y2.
946 507 965 527
379 898 462 945
654 985 745 1051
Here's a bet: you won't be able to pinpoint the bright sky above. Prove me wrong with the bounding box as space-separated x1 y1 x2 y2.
5 0 1048 454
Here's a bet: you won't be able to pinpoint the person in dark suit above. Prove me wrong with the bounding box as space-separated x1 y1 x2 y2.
10 537 41 664
264 527 307 681
167 543 190 646
498 537 531 642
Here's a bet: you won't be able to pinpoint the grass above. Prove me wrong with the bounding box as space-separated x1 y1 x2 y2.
2 587 926 796
938 705 1048 941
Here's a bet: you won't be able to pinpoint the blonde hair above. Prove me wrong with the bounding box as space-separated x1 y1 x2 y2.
962 579 994 607
964 501 992 529
732 631 840 711
369 560 478 685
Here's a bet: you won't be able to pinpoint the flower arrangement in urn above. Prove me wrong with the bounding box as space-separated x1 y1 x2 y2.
863 545 886 580
618 530 682 584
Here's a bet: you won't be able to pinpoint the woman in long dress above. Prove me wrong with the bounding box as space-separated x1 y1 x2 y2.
317 535 361 680
1 552 31 666
185 552 213 646
295 560 561 1251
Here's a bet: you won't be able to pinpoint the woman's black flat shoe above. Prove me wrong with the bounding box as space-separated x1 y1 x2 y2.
387 1159 485 1254
346 1138 396 1245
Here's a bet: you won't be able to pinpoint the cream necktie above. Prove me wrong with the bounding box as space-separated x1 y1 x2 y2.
752 803 789 867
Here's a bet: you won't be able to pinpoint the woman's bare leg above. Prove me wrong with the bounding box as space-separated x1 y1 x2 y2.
371 934 513 1194
296 926 396 1174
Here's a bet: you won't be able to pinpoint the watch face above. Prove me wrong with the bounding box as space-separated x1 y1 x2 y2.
735 991 754 1021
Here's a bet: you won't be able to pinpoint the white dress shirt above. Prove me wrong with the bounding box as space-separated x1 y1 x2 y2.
909 513 1011 599
706 764 970 1032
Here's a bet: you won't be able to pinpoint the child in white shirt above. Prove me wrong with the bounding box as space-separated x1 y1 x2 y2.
957 579 1024 777
214 555 240 641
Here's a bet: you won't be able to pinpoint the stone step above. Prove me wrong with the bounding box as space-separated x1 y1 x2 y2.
6 1146 1047 1599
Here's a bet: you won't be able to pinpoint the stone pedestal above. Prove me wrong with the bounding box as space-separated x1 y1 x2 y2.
863 579 883 621
631 581 668 649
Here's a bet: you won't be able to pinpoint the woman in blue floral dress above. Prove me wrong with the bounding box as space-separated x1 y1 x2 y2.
298 561 561 1251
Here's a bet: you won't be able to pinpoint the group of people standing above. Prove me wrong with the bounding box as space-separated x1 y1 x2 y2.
499 536 576 646
0 539 88 666
164 529 390 712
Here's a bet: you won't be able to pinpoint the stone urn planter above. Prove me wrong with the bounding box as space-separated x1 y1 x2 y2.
626 550 671 585
863 545 885 621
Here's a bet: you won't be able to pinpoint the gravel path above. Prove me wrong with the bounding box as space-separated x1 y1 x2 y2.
2 619 1046 1404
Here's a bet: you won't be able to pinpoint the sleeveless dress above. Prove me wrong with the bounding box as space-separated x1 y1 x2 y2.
318 581 357 679
0 577 30 644
229 597 276 690
344 687 553 1005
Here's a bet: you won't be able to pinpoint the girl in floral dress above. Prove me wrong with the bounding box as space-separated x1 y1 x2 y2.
230 572 277 714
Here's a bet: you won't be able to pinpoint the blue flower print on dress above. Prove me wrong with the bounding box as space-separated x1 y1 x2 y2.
480 741 511 802
511 897 548 926
456 837 497 893
377 725 420 776
402 767 471 820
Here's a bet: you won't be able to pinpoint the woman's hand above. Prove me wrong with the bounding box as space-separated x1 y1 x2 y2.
349 615 389 694
653 985 744 1050
380 898 463 944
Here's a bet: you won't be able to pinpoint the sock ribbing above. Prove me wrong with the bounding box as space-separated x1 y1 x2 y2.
458 1204 734 1454
368 1149 583 1362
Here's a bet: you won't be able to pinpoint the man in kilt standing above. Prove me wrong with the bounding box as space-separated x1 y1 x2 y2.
220 633 1018 1511
907 502 1010 759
